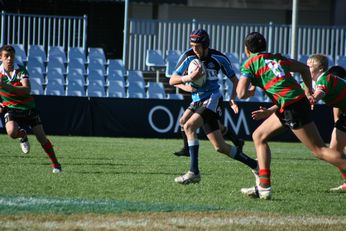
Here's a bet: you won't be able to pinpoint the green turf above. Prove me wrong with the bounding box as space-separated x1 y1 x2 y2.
0 135 345 216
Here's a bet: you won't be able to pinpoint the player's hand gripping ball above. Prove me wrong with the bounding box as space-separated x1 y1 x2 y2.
187 59 207 88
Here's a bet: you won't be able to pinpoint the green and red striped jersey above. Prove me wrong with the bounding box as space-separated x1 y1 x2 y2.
0 64 35 110
315 72 346 112
241 53 305 112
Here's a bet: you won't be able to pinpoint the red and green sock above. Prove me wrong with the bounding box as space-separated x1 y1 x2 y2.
259 169 271 188
338 168 346 184
42 140 60 168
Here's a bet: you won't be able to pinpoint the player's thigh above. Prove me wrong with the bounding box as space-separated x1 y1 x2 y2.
252 113 285 142
5 120 20 137
180 108 194 125
291 122 326 152
184 113 204 132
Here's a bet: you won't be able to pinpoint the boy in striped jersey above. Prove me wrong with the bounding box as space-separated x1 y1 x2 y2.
307 55 346 192
237 32 346 199
0 45 62 173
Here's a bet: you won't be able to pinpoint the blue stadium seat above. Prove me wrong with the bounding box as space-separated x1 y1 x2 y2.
28 45 46 62
88 69 106 85
88 58 105 75
127 70 145 87
27 56 46 75
225 52 240 65
12 44 27 63
127 81 145 98
146 49 166 69
147 82 166 99
165 50 181 78
107 70 125 86
68 47 87 64
46 68 65 84
87 79 105 97
47 56 66 74
45 78 65 96
336 55 346 69
28 66 46 84
298 54 310 65
167 93 184 100
48 46 67 63
67 68 86 86
67 79 85 96
68 58 86 75
108 80 126 98
30 77 44 95
107 59 126 76
88 47 106 64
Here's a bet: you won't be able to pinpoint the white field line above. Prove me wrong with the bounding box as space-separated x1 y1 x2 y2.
1 216 346 229
1 196 346 229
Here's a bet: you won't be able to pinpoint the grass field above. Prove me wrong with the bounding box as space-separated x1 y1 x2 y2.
0 134 346 230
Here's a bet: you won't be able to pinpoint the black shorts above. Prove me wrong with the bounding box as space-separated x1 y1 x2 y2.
335 112 346 132
4 108 42 128
275 97 313 129
188 96 224 134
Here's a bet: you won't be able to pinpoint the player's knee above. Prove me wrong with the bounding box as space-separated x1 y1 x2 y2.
252 130 266 142
179 117 186 126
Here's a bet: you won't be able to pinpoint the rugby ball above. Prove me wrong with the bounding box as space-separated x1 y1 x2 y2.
187 59 207 87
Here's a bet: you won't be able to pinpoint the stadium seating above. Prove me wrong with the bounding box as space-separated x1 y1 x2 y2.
146 49 166 82
68 58 87 75
107 69 125 86
27 56 46 75
108 80 126 98
28 66 46 84
127 81 145 98
87 79 105 97
225 52 240 65
298 54 310 65
45 78 65 96
88 58 106 76
165 50 181 78
108 59 126 76
88 69 106 85
46 68 65 84
48 46 67 63
30 77 44 95
167 93 184 100
68 47 87 64
336 55 346 68
28 45 47 63
47 56 66 74
88 47 106 64
147 82 166 99
67 79 85 96
12 44 27 63
127 70 145 87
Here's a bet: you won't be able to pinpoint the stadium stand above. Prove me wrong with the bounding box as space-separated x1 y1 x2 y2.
127 81 145 98
46 68 65 84
68 57 87 75
146 49 166 82
30 77 44 95
165 49 181 78
127 70 145 87
87 79 106 97
67 79 85 97
147 82 166 99
67 68 86 86
45 78 65 96
88 47 107 64
12 44 27 63
47 56 66 74
107 59 126 76
336 55 346 68
28 45 47 63
27 56 46 76
28 66 46 84
88 69 106 86
108 80 126 98
48 46 67 63
167 93 184 100
68 47 87 64
107 69 125 86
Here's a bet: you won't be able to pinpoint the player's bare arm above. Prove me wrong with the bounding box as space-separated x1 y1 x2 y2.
169 65 202 86
175 83 196 92
0 77 31 95
236 76 255 99
251 105 278 120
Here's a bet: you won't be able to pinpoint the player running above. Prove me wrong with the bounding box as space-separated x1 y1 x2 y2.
237 32 346 199
169 29 258 184
0 45 62 173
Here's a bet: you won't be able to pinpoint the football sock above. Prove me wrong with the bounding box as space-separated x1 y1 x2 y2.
230 146 258 169
338 168 346 184
181 127 188 152
42 139 60 168
259 169 271 188
226 128 242 147
188 139 199 174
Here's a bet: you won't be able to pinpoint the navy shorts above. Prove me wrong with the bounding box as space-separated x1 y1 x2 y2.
275 97 313 129
335 112 346 132
4 108 42 128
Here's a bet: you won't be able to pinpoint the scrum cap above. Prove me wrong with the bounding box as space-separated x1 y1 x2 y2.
190 29 210 48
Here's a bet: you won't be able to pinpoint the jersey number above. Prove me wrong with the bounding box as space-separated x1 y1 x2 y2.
265 59 285 78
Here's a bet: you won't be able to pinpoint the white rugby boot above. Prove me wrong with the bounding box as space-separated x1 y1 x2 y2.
241 185 272 200
174 171 201 184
